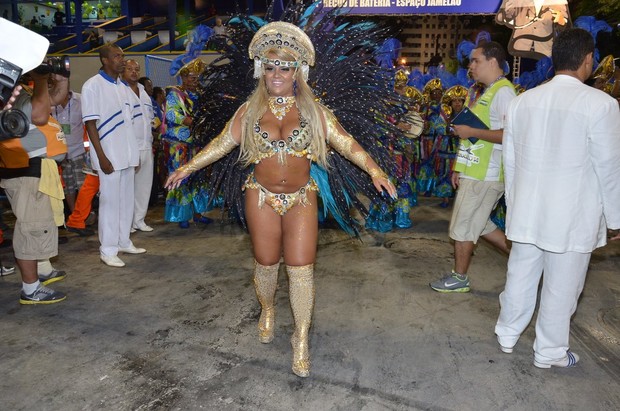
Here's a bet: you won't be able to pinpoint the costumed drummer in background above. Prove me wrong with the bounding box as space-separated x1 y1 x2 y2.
436 85 468 207
417 78 445 199
366 69 422 231
165 22 396 378
394 81 424 223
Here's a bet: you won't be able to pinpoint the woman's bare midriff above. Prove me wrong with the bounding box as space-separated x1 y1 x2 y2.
253 155 311 193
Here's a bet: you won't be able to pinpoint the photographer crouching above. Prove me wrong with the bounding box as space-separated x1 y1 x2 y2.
0 22 71 304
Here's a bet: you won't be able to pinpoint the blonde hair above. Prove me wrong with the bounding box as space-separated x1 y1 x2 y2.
239 48 328 168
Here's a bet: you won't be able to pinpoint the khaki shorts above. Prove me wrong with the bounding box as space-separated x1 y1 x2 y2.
449 178 504 243
0 177 58 260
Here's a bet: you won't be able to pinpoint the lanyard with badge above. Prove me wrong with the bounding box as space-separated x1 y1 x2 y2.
55 99 71 135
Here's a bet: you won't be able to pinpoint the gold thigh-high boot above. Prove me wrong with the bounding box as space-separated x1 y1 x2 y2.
253 260 280 343
287 264 315 378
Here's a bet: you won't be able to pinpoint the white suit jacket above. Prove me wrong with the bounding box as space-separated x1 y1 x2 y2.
503 74 620 253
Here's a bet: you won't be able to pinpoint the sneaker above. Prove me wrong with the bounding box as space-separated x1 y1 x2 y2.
85 211 97 226
66 226 95 236
130 227 136 234
499 344 513 354
101 254 125 267
534 351 580 369
39 269 67 286
118 245 146 254
497 335 516 354
20 285 66 305
430 271 470 293
1 265 15 276
133 224 154 232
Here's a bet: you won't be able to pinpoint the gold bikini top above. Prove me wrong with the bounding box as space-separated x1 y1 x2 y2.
178 103 389 183
252 114 315 163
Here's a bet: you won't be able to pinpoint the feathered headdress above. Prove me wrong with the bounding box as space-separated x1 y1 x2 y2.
592 54 615 81
441 85 468 116
169 25 213 77
394 68 409 89
574 16 613 66
423 78 444 103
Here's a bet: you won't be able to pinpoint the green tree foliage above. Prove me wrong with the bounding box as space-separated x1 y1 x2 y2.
572 0 620 24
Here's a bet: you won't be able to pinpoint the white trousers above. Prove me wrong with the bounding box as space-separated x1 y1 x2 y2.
133 149 154 228
98 167 135 256
495 242 590 362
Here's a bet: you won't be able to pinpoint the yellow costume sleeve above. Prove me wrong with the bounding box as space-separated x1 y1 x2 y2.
320 106 388 179
177 116 239 173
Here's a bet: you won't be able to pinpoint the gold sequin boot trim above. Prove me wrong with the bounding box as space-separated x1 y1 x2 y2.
254 260 280 344
287 264 315 377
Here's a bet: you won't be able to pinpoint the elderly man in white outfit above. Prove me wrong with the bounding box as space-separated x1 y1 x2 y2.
495 28 620 368
122 59 155 232
82 44 147 267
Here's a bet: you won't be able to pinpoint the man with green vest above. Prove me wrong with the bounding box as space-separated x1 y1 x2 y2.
430 41 515 293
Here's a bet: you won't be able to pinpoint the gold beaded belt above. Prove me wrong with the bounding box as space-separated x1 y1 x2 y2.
243 172 318 216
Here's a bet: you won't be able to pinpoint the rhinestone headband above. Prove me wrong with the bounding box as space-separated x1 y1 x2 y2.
249 22 315 81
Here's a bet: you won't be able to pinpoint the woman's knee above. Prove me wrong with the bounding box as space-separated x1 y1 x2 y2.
254 255 281 266
282 252 315 267
283 259 315 267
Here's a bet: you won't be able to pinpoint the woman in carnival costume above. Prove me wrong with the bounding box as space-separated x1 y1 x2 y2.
166 17 397 378
435 84 468 207
162 26 214 228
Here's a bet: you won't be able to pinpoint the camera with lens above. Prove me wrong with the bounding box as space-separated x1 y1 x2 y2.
0 109 29 139
0 17 56 141
0 56 28 139
33 55 70 77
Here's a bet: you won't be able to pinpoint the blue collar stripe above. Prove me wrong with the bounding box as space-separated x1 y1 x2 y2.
98 70 118 84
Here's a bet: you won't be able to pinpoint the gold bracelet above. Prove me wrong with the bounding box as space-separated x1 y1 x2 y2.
368 168 388 180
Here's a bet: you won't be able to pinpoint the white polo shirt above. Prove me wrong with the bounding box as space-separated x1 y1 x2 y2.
125 82 154 150
81 70 139 171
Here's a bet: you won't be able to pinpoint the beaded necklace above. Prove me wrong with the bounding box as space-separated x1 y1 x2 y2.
268 96 296 120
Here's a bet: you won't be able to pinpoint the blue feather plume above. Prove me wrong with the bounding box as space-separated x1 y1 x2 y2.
375 38 401 68
169 24 214 76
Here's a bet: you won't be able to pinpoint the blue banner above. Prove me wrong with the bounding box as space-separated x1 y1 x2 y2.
321 0 503 15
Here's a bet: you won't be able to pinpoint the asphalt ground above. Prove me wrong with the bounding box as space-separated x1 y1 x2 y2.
1 198 618 410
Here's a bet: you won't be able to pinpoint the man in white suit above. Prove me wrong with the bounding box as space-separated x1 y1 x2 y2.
82 45 147 267
122 59 155 233
495 28 620 368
